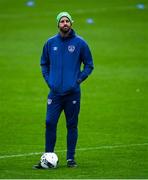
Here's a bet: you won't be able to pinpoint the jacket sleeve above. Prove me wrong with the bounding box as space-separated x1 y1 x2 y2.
40 42 50 87
77 41 94 83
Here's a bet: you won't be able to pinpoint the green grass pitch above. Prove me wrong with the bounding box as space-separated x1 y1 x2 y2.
0 0 148 178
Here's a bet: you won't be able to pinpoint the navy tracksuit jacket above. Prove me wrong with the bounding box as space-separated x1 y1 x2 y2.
40 29 94 160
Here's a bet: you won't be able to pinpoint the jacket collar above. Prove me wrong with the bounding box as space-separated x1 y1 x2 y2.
57 29 75 40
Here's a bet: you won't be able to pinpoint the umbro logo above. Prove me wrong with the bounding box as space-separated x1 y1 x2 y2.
72 100 77 104
53 46 58 51
48 99 52 105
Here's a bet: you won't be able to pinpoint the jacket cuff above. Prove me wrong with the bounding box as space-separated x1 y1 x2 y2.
77 78 82 84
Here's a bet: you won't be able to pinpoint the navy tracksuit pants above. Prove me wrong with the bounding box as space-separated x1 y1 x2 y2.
45 91 80 160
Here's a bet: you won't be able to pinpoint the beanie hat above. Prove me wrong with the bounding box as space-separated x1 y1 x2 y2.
56 12 74 26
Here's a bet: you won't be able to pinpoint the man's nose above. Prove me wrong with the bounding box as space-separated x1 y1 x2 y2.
63 21 67 24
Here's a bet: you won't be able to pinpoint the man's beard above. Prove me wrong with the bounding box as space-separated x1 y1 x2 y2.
60 26 71 34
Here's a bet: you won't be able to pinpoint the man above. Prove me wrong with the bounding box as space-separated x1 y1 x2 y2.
34 12 94 168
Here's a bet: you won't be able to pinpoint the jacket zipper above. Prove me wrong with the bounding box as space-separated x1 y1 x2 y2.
61 41 64 92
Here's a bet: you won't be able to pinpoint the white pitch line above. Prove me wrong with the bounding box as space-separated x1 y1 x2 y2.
0 152 42 159
0 143 148 159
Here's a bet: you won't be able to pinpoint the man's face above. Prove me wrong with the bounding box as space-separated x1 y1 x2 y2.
58 16 71 33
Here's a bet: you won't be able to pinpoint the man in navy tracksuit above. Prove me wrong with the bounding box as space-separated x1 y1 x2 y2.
34 12 94 168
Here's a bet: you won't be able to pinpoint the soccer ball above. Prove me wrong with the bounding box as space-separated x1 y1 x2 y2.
40 152 58 168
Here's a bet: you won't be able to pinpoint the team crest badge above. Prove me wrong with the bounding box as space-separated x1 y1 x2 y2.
68 45 75 53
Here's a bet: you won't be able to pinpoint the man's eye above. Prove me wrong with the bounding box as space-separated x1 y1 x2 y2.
60 20 70 23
